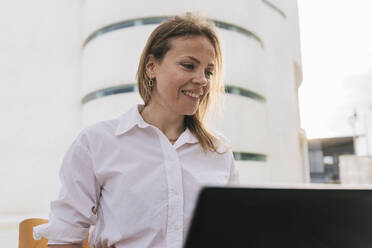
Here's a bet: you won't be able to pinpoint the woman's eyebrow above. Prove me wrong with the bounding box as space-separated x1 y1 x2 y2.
183 56 214 67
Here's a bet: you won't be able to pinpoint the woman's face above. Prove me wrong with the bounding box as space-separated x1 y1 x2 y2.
146 35 215 116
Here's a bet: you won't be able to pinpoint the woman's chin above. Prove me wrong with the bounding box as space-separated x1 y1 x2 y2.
175 109 196 117
171 102 200 116
182 105 199 116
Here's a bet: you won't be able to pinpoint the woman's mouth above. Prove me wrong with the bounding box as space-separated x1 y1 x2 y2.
181 89 204 99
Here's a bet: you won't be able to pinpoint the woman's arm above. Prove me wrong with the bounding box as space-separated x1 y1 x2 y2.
228 151 240 185
33 131 100 244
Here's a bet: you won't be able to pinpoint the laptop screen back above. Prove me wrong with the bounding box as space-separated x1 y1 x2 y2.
184 187 372 248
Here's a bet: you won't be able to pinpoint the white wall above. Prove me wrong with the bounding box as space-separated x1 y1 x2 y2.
259 0 306 183
354 108 372 156
0 0 83 217
339 155 372 184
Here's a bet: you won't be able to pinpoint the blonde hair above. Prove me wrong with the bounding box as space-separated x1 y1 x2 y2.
136 13 225 153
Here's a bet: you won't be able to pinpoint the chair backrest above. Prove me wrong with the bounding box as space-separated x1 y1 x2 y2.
19 218 91 248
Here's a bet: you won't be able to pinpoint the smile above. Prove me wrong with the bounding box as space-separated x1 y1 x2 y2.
181 89 204 99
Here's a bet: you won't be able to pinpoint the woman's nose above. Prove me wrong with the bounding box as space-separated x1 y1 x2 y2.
192 72 209 86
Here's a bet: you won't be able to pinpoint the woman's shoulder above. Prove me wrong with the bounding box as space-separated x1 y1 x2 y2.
81 105 143 139
74 117 122 149
76 105 140 148
211 130 231 145
208 129 233 155
82 118 120 137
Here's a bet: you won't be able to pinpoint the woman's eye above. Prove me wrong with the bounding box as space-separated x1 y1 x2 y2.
182 64 194 70
205 71 213 77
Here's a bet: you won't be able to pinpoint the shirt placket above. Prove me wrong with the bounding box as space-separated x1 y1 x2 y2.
157 132 184 248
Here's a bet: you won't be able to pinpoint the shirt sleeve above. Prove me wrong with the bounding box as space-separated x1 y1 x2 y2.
33 131 101 244
228 151 240 185
212 130 240 186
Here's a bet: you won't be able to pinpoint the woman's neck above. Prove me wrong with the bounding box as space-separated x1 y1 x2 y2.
140 103 185 142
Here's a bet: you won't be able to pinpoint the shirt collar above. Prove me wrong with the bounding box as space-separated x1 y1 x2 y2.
115 105 150 136
115 104 200 145
181 128 199 144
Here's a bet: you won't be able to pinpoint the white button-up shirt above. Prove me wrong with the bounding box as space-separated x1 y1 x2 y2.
34 105 239 248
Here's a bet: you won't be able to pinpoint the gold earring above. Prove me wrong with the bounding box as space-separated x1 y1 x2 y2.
148 78 154 87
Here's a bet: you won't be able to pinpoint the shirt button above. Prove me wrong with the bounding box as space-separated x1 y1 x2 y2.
174 225 180 231
91 206 97 215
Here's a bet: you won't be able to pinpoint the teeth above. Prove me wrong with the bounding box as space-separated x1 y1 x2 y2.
183 91 198 98
182 89 203 98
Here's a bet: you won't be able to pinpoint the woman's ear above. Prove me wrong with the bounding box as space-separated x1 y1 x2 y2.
145 55 157 78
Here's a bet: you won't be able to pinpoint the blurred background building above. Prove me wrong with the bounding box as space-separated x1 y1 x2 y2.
308 136 354 183
308 107 372 184
0 0 307 245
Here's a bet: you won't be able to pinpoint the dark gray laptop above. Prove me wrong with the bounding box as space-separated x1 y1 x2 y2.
184 186 372 248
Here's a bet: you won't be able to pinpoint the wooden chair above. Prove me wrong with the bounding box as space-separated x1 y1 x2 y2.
19 218 91 248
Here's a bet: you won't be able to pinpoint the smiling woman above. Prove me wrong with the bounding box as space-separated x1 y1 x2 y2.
144 36 214 119
33 13 239 248
137 14 225 152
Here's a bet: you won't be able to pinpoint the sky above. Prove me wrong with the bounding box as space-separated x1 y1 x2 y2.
297 0 372 139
